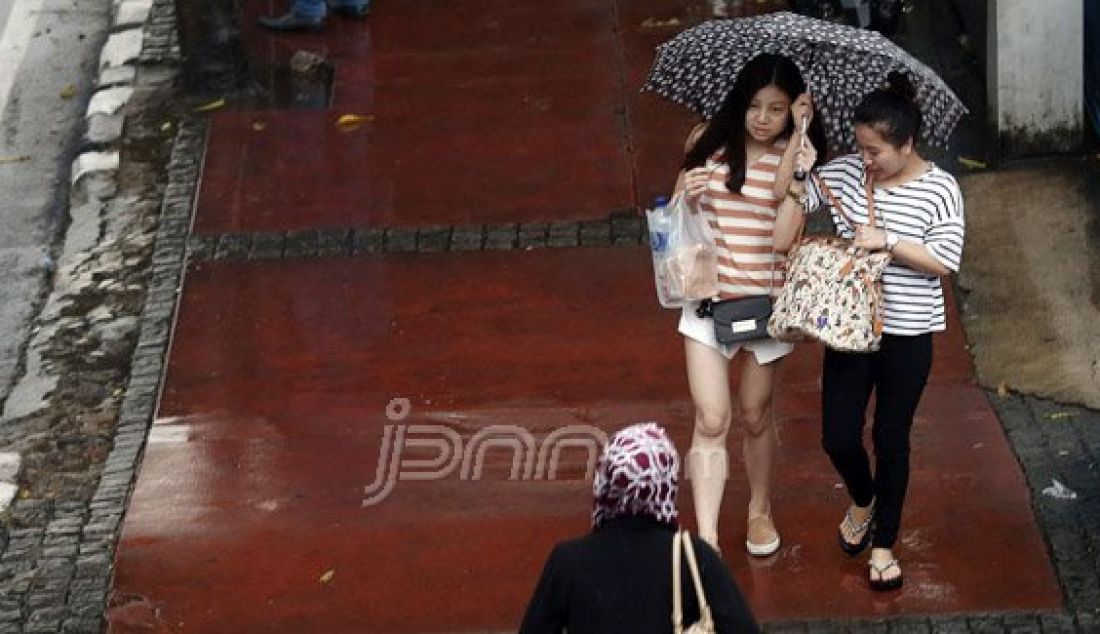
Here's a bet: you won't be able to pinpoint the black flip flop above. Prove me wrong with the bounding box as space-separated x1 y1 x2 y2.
869 558 904 592
838 504 874 556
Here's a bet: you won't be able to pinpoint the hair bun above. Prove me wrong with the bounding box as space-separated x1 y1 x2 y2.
886 71 917 102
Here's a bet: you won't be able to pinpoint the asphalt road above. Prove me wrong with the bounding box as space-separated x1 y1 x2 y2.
0 0 112 414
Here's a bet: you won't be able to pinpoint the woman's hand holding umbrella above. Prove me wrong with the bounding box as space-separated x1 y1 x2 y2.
793 141 817 182
790 92 814 130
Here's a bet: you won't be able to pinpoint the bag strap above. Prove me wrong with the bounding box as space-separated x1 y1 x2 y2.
781 172 888 261
672 530 713 632
682 532 713 622
672 531 684 632
814 172 885 232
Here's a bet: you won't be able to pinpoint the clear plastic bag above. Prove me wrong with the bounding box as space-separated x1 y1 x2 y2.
647 195 719 308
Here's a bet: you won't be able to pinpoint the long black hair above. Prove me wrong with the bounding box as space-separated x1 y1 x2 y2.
683 53 827 193
853 71 921 147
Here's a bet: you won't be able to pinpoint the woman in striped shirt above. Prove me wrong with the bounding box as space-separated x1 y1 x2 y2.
673 53 826 557
775 73 966 591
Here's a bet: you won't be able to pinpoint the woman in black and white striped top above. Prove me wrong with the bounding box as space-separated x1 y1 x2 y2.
773 72 965 593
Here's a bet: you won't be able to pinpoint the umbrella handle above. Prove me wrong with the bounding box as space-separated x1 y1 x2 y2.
793 115 809 181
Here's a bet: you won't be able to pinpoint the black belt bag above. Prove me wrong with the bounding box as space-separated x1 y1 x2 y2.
696 296 773 345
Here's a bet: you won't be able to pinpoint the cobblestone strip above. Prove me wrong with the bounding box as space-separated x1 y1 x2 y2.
57 115 202 633
186 214 648 261
763 611 1100 633
987 395 1100 623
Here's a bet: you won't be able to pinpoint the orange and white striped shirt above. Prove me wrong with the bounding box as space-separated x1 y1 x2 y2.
698 140 787 300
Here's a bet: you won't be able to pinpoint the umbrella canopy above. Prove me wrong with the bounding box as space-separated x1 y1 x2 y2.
642 12 967 152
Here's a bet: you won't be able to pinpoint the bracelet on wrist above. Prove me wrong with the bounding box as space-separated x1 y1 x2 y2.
885 231 900 252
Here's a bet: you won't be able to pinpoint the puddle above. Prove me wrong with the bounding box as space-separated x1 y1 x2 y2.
241 59 335 111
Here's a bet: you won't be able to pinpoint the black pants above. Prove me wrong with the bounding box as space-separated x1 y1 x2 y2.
822 333 933 549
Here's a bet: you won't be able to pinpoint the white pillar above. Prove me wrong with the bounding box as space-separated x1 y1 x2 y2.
988 0 1084 157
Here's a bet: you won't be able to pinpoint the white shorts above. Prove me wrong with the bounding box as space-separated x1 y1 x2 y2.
678 302 794 365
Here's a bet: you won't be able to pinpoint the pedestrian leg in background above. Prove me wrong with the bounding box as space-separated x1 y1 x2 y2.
259 0 326 32
330 0 371 18
260 0 370 32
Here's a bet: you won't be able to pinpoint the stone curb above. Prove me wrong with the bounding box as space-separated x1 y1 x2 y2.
3 0 158 424
0 455 20 515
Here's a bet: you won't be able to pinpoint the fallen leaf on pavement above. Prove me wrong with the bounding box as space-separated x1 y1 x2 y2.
640 17 682 28
957 157 987 170
336 114 374 132
60 84 77 99
319 569 335 584
195 98 226 112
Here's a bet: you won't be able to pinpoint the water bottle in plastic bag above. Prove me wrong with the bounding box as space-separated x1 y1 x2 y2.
646 195 718 308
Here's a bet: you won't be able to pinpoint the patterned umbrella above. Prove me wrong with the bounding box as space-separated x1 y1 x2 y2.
642 12 968 152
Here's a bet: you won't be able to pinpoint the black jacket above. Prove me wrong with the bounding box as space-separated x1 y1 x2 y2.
519 517 760 633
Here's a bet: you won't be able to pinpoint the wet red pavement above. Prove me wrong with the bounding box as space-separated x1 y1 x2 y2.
193 0 697 234
109 0 1062 631
108 250 1060 631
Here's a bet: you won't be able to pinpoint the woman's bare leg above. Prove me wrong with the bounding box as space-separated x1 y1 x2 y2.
740 353 780 554
739 354 779 519
684 337 733 550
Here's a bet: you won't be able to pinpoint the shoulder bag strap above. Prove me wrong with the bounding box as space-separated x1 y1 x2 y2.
682 531 715 628
672 531 684 633
782 173 846 258
864 174 888 231
814 173 888 233
813 173 860 229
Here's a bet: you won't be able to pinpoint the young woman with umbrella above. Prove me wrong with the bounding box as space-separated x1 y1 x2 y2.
673 53 826 557
774 72 966 591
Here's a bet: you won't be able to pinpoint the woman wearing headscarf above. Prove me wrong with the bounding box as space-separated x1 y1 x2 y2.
519 423 760 633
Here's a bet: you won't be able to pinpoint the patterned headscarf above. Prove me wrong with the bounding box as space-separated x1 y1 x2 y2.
592 422 680 528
